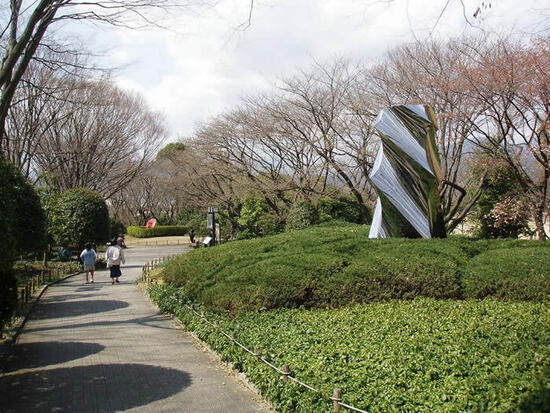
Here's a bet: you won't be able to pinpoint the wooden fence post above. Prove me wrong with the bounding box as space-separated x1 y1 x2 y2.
282 365 290 381
332 389 342 412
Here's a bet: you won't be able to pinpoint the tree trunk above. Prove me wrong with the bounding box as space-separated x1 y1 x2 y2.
533 206 548 241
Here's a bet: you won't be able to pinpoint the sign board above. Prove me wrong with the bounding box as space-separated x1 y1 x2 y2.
203 236 212 246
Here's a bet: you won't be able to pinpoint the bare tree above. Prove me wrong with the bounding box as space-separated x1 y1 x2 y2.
168 60 378 224
110 162 181 225
459 36 550 240
0 0 196 149
3 47 93 179
272 60 377 222
33 78 165 199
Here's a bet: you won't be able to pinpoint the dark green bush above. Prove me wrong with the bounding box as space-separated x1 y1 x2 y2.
110 219 127 238
0 160 17 270
317 196 364 224
0 269 17 327
177 209 207 236
463 245 550 301
258 213 285 237
0 158 46 328
48 188 110 248
285 201 319 231
126 225 189 238
0 158 46 255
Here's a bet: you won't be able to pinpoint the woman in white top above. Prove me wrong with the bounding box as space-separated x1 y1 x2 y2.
105 237 126 284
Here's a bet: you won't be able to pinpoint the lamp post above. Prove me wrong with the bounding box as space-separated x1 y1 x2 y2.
207 207 219 246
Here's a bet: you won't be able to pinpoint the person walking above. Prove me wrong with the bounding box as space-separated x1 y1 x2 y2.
189 228 196 247
105 237 126 285
80 243 97 284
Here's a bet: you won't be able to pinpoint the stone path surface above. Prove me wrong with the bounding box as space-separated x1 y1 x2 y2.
0 245 271 412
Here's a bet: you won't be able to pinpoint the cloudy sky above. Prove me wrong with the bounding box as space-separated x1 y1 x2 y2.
75 0 548 142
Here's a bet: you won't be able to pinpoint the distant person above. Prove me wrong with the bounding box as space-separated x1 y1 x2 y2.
189 228 196 245
105 237 126 285
80 243 97 284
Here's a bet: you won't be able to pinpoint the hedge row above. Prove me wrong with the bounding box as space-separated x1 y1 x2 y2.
160 222 549 315
463 246 550 301
149 289 550 413
126 225 189 238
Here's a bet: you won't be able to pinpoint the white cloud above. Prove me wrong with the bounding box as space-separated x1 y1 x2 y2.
79 0 547 141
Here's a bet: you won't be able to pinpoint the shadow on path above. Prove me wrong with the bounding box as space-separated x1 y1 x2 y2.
23 314 175 334
0 363 191 412
74 285 108 292
1 342 104 373
31 300 129 320
45 293 108 302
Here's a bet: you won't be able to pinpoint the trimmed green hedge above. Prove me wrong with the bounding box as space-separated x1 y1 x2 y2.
126 225 189 238
160 222 548 315
463 245 550 301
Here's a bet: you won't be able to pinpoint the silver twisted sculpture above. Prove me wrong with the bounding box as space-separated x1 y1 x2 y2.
369 105 446 238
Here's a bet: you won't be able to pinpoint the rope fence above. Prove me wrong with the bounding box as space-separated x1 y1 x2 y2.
17 268 66 309
0 268 68 339
142 258 368 413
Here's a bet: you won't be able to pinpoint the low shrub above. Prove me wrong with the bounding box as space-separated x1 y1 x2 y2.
148 289 550 413
161 223 549 315
13 260 82 285
126 225 189 238
161 223 491 315
95 257 107 270
317 196 364 224
110 219 127 238
285 201 319 231
463 245 550 301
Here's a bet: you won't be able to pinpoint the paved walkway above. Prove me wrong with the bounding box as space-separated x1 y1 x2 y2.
0 246 271 412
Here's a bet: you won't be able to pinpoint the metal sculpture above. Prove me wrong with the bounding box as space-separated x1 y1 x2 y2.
369 105 446 238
